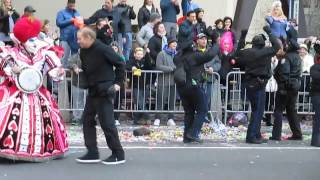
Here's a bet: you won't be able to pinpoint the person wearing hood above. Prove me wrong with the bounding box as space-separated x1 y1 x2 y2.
270 27 303 141
136 12 161 49
237 25 281 144
310 40 320 147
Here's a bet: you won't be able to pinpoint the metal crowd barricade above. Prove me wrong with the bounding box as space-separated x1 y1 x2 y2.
223 71 315 124
297 73 314 115
54 69 221 121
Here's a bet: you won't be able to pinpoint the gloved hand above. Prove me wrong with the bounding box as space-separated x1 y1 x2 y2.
240 29 248 38
263 25 272 35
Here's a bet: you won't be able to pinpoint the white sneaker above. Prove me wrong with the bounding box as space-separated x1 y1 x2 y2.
167 119 176 127
115 120 121 126
153 119 161 126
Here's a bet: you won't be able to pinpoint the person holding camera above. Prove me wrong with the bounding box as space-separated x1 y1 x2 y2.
0 0 19 45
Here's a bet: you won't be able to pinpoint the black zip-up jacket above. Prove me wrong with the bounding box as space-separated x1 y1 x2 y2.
115 3 136 33
138 5 159 29
0 9 19 35
311 63 320 96
80 40 125 87
194 19 207 37
174 45 220 87
126 53 153 89
237 33 280 81
148 34 165 66
274 34 302 91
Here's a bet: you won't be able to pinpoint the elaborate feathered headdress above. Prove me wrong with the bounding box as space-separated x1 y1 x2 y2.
13 17 41 43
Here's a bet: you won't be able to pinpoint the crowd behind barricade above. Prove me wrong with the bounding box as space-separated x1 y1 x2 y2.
0 0 320 146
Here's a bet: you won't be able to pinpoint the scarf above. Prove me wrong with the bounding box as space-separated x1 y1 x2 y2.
163 45 177 58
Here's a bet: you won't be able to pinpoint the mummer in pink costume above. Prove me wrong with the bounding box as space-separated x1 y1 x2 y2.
0 17 68 162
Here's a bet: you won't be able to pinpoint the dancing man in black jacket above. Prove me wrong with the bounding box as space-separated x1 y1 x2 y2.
75 27 126 165
174 41 220 143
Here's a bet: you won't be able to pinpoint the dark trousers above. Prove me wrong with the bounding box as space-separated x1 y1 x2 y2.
272 90 302 138
178 85 208 138
82 95 124 158
264 92 276 121
246 87 266 140
311 95 320 146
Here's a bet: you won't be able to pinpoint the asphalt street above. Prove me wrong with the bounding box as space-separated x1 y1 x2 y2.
1 143 319 180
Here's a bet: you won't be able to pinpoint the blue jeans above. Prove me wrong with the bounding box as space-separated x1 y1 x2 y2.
118 32 132 61
246 87 266 140
311 95 320 146
178 86 208 138
60 41 72 68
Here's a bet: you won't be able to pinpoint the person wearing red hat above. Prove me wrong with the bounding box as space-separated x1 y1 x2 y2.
0 17 68 162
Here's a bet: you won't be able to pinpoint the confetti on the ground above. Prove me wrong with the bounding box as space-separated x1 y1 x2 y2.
67 120 313 145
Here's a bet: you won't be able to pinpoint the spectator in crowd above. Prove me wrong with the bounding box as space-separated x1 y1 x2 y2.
310 41 320 147
96 18 113 45
56 0 81 67
196 33 221 117
148 22 167 67
84 0 123 42
194 8 207 38
56 0 83 124
39 19 51 39
265 1 288 39
174 37 220 143
126 47 153 125
207 19 224 45
178 10 196 50
0 0 19 45
111 41 126 126
154 36 178 126
299 43 314 73
115 0 136 61
271 27 303 141
237 26 280 144
298 43 313 97
218 31 236 86
136 12 161 49
160 0 180 38
181 0 199 16
22 5 36 18
223 16 236 46
138 0 159 29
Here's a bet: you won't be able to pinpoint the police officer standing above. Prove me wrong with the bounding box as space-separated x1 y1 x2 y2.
237 26 281 144
270 27 303 141
75 27 126 165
